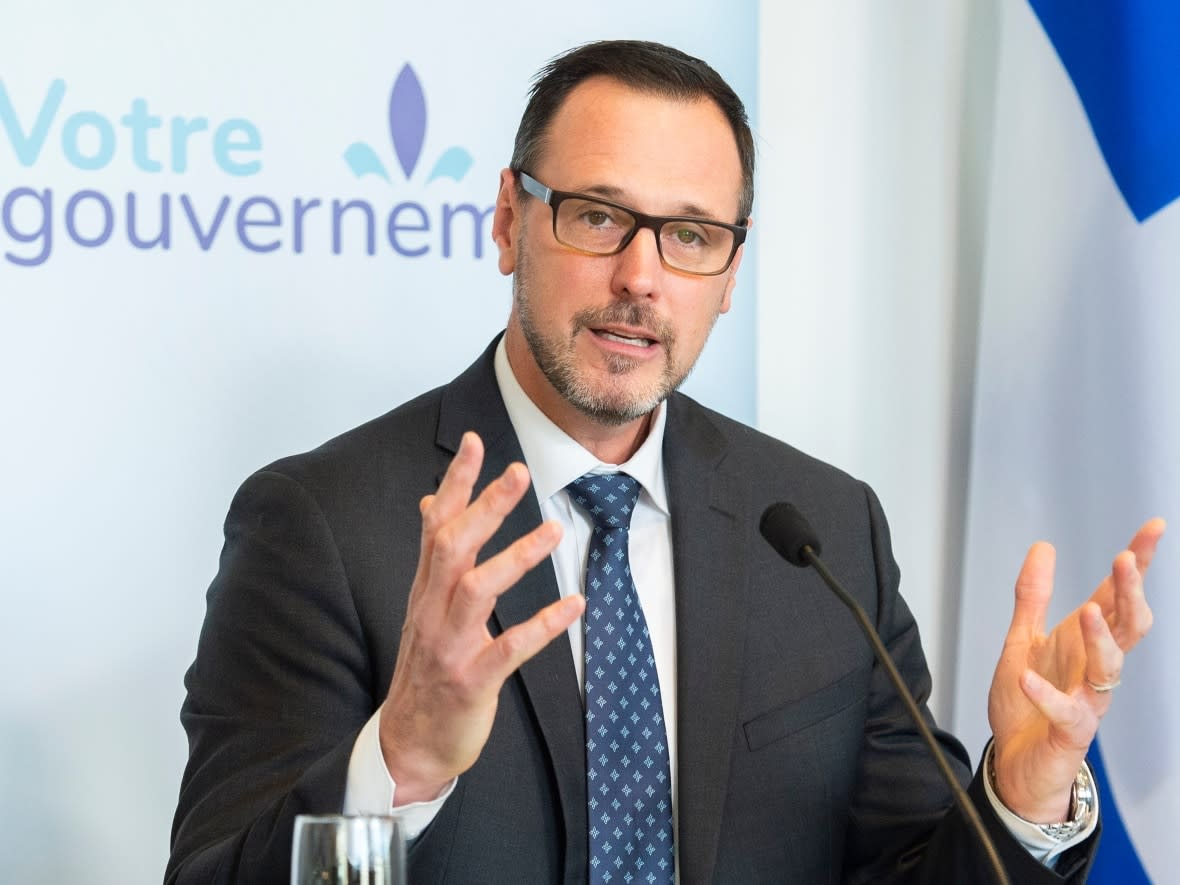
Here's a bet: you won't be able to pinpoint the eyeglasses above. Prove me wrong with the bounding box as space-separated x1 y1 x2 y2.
515 171 747 276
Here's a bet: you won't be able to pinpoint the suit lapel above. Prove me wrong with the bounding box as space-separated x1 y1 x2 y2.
436 348 748 881
436 339 587 880
664 395 749 884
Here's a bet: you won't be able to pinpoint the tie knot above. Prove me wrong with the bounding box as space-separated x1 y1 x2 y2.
565 472 640 532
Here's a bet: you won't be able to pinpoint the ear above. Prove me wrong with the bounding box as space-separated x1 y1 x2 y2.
492 168 521 276
718 216 752 314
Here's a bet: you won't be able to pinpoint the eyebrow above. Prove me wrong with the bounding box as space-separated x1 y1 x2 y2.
578 183 718 220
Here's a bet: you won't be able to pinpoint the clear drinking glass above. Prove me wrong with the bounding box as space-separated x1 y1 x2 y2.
291 814 406 885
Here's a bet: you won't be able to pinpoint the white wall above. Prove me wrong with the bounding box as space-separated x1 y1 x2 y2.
755 1 988 726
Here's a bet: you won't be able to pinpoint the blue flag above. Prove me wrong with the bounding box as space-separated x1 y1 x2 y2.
1030 1 1180 222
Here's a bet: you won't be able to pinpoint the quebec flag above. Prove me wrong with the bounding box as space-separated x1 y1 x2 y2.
953 1 1179 882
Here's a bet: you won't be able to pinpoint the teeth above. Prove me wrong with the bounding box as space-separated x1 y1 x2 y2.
599 331 652 348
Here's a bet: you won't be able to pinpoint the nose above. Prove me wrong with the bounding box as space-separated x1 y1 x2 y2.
610 225 662 299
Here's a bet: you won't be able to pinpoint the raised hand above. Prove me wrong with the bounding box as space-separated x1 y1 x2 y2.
378 431 585 804
988 518 1165 821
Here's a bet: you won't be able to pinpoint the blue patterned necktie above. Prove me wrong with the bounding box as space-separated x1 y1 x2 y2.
566 472 674 885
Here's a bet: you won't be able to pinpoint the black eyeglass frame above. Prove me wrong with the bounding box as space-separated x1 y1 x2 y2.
514 170 748 277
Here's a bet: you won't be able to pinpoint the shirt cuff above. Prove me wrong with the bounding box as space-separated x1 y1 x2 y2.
342 708 457 841
981 742 1099 865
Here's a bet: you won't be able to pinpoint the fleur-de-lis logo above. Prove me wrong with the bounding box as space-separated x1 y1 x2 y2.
343 64 473 184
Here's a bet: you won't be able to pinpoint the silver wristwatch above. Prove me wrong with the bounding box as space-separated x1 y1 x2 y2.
1035 765 1096 841
989 753 1096 841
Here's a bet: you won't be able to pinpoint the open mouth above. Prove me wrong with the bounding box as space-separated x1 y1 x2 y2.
593 329 656 349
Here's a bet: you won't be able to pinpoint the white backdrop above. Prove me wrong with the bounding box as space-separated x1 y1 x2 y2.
13 2 1161 882
0 4 755 881
757 1 979 724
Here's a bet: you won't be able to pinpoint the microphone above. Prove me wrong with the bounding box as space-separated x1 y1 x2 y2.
759 502 1010 885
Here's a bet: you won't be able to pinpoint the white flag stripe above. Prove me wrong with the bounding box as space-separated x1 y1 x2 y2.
954 1 1179 879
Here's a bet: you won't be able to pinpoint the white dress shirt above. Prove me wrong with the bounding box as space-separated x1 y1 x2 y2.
342 337 1095 866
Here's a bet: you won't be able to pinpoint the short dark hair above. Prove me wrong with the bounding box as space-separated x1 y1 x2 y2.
510 40 755 222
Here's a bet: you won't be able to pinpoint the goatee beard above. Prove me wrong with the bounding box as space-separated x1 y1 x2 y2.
515 286 686 427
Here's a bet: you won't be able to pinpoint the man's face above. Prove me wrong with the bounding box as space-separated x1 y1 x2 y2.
494 76 746 435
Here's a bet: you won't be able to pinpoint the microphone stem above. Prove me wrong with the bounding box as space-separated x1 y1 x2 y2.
802 546 1011 885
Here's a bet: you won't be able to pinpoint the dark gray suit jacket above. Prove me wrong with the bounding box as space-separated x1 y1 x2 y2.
167 338 1097 883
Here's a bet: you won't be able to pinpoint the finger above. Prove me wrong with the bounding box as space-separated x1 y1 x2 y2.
1080 601 1123 695
1088 518 1166 613
1127 517 1167 575
1007 541 1057 637
416 433 486 586
410 433 482 608
422 432 485 542
1019 669 1093 748
427 461 534 593
476 593 587 686
447 520 564 631
1110 549 1154 649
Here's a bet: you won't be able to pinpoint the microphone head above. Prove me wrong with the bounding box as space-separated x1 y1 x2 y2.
759 502 821 567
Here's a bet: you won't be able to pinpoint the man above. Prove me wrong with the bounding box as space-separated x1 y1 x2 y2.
167 41 1163 883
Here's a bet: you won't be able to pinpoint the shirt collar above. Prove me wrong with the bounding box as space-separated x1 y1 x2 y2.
493 336 669 514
